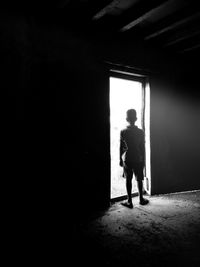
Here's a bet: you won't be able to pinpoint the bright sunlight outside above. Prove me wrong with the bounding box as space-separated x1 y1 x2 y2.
110 76 143 199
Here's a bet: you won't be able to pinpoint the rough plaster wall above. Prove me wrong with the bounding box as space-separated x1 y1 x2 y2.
150 76 200 194
0 12 110 221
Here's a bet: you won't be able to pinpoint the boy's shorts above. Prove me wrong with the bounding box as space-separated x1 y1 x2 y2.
123 162 144 181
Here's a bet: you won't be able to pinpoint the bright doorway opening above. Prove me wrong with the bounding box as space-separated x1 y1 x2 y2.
110 73 151 200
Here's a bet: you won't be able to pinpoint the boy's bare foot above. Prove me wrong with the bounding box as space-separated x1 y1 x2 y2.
139 198 149 205
121 201 133 209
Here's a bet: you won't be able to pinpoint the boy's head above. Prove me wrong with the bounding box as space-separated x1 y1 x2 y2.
126 109 137 124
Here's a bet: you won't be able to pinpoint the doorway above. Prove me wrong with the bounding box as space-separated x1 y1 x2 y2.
109 72 151 201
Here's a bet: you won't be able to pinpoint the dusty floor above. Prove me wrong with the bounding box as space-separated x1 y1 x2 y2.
71 190 200 267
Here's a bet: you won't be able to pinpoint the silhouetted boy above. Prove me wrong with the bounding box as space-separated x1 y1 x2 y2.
120 109 149 208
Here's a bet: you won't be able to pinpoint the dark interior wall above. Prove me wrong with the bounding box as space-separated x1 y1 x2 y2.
150 74 200 194
1 12 110 225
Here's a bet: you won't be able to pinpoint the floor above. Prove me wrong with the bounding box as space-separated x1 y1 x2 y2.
71 190 200 267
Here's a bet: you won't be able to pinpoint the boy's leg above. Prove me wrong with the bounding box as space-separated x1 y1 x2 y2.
137 179 144 203
126 175 132 204
121 164 133 208
137 180 149 205
135 163 149 205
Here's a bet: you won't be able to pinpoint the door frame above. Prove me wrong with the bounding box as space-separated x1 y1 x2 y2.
109 68 151 202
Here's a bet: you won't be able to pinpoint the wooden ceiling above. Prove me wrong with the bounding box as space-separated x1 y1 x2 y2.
56 0 200 60
3 0 200 60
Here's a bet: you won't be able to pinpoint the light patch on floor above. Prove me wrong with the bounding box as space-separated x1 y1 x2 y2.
73 191 200 267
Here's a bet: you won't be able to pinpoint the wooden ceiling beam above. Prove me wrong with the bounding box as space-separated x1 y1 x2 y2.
164 29 200 47
179 43 200 53
92 0 142 21
145 11 200 40
58 0 71 8
120 0 171 32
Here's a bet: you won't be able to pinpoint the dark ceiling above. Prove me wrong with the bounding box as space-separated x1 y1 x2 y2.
3 0 200 61
57 0 200 59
